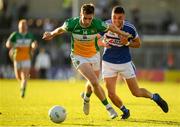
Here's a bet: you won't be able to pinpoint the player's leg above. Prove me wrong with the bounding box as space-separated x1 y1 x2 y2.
81 70 99 115
124 61 168 113
102 61 129 119
82 70 103 99
105 76 129 119
105 76 122 107
81 81 92 115
78 63 107 101
20 68 29 98
13 61 21 81
78 63 117 119
126 77 168 113
126 77 152 98
19 60 31 98
82 81 93 101
121 61 152 98
104 76 130 119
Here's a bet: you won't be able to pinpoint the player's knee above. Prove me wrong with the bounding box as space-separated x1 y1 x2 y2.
15 75 21 81
89 79 99 87
131 90 141 97
108 92 116 99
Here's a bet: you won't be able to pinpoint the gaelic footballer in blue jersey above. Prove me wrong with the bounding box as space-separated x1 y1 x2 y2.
99 6 169 119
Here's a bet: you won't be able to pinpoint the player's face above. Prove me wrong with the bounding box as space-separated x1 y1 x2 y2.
112 13 125 28
80 13 94 27
18 21 28 33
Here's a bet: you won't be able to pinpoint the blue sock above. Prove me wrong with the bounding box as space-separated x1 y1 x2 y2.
120 105 128 113
152 94 159 102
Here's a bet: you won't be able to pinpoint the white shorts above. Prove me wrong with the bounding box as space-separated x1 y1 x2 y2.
14 60 31 70
102 61 136 79
70 52 100 71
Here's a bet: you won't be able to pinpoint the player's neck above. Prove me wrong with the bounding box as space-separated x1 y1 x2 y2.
79 20 89 28
19 31 27 35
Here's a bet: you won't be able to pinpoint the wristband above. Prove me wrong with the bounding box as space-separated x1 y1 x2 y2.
125 42 130 46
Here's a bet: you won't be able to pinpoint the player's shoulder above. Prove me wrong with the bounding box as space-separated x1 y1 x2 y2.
124 20 136 30
10 31 18 36
64 17 80 28
9 31 19 39
65 17 79 24
92 17 103 23
92 17 108 28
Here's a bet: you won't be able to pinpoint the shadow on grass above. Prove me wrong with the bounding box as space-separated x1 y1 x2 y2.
123 118 180 126
64 123 103 126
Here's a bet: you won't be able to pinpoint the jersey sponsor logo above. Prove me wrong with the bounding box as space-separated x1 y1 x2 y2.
104 33 123 47
15 39 32 47
83 35 87 39
73 33 97 42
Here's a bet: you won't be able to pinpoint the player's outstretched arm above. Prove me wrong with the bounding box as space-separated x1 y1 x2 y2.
97 34 111 48
42 27 66 41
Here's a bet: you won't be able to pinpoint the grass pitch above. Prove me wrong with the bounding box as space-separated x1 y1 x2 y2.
0 79 180 127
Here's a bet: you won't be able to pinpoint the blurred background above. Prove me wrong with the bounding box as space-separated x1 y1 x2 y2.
0 0 180 82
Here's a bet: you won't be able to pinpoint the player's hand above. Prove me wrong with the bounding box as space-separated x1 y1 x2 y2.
120 35 129 45
103 42 111 48
42 32 53 40
121 31 132 38
102 38 111 48
98 38 111 48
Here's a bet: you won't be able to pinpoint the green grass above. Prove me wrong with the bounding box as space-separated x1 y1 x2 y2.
0 79 180 126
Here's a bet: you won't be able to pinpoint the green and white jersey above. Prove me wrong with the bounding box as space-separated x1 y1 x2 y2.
62 17 108 57
8 32 35 61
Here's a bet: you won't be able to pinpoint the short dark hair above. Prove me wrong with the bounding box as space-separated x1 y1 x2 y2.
112 6 125 14
81 3 95 14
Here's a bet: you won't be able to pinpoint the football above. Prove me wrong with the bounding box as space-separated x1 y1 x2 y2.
48 105 67 123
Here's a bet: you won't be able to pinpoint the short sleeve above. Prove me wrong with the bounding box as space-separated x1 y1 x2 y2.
125 24 139 39
8 32 17 43
61 18 78 32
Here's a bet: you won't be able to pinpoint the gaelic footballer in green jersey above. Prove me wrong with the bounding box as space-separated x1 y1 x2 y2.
61 17 108 57
6 19 37 98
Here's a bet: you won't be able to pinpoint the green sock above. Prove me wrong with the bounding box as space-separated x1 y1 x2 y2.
102 99 108 106
86 93 91 98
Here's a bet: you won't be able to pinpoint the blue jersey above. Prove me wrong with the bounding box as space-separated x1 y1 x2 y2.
102 20 139 64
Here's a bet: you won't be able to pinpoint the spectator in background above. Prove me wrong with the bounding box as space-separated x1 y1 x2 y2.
168 21 179 35
35 48 51 79
131 7 141 32
43 18 54 32
161 11 178 34
167 51 175 69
